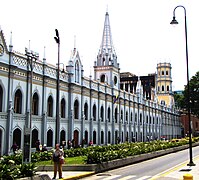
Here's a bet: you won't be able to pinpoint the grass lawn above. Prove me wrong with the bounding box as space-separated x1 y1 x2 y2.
35 156 87 166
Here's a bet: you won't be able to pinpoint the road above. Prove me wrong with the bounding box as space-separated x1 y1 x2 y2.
81 146 199 180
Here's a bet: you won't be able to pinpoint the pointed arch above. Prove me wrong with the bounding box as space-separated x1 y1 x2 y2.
32 92 39 115
84 130 88 144
31 128 39 148
100 106 104 122
121 109 123 123
101 131 104 144
115 107 118 123
100 74 105 83
47 129 53 147
47 95 53 117
108 107 111 122
61 98 66 118
13 128 21 149
14 89 22 114
74 99 79 119
126 111 128 124
60 130 66 144
93 130 97 144
108 131 111 144
84 102 88 120
93 104 96 121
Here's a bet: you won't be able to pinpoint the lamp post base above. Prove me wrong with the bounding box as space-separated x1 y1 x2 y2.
187 162 195 166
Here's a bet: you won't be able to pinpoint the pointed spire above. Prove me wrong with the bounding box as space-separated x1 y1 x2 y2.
97 11 118 68
43 46 46 63
74 35 76 49
9 31 13 52
101 11 114 52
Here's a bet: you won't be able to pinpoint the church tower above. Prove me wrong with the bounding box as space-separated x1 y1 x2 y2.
94 11 120 89
156 62 175 107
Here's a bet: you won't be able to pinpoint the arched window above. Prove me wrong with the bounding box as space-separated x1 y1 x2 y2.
100 74 105 83
84 130 88 144
162 85 164 91
47 96 53 117
135 113 137 123
47 129 53 147
0 85 3 112
121 110 123 123
108 131 111 144
126 112 128 124
31 129 38 148
167 85 169 91
32 92 39 115
74 100 79 119
115 108 118 123
100 106 104 122
75 61 80 83
14 89 22 114
93 131 96 144
61 98 66 118
13 128 21 149
108 107 111 122
130 112 133 122
101 131 104 144
93 104 96 121
84 103 88 120
60 130 66 144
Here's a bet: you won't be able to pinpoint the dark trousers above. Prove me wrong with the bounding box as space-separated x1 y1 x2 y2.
53 161 62 178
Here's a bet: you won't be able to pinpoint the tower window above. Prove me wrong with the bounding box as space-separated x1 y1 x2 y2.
114 76 117 85
162 85 164 91
162 71 164 75
166 71 168 75
100 74 105 83
167 85 169 91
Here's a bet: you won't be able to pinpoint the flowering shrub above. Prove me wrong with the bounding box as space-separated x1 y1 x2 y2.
0 153 36 179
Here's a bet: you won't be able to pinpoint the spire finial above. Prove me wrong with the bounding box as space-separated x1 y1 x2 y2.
74 35 76 49
106 5 108 12
43 46 46 58
9 31 13 51
10 31 12 45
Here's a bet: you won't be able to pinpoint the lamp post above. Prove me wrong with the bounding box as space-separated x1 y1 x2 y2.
24 48 39 163
54 29 60 145
170 5 195 166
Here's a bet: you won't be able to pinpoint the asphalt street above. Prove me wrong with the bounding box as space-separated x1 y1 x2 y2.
81 146 199 179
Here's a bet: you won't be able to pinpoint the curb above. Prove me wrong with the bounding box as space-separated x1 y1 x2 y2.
63 172 96 180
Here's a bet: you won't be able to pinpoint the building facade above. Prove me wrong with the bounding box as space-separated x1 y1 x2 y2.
0 11 182 155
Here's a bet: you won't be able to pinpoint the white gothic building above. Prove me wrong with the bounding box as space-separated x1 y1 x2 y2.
0 11 182 155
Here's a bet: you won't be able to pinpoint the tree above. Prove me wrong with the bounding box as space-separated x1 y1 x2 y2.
174 92 185 109
184 71 199 117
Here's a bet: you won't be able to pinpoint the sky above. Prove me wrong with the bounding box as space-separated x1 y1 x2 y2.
0 0 198 91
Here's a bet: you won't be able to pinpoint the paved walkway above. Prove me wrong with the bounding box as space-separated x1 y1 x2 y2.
37 156 199 179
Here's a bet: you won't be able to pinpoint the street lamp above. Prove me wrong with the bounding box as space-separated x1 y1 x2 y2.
24 48 39 163
170 5 195 166
54 29 60 145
